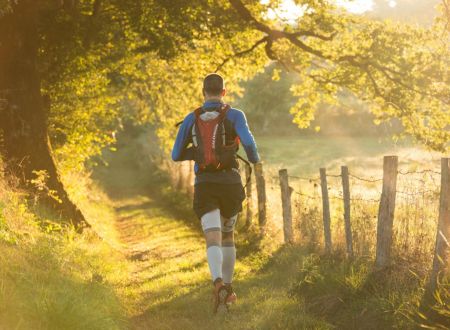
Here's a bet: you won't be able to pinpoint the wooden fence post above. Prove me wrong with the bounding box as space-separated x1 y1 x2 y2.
254 162 267 231
320 168 332 253
341 166 354 258
186 161 194 197
245 164 253 227
279 169 293 243
176 163 184 190
375 155 398 268
424 158 450 301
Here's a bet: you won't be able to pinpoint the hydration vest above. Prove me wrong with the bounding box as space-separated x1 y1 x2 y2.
191 104 240 172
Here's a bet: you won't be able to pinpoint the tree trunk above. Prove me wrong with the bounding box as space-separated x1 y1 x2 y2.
0 1 87 228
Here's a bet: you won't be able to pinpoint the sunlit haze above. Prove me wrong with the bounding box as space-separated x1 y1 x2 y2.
388 0 398 7
335 0 375 13
263 0 378 23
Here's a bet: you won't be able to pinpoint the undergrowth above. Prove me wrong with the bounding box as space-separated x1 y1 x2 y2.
0 168 128 330
288 252 449 329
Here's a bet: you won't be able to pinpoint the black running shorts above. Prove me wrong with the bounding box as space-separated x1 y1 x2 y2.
193 182 245 219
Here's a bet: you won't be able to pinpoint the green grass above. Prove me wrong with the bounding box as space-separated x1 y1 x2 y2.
0 162 128 329
0 130 446 329
91 130 444 329
91 131 332 329
0 210 128 330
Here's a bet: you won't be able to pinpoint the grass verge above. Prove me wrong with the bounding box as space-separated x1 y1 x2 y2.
0 169 128 330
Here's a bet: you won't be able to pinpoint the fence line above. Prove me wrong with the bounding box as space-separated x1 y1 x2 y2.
248 156 444 270
245 165 253 228
375 156 398 268
167 153 446 304
341 166 354 258
254 162 267 233
167 154 445 289
320 168 332 254
279 169 293 243
424 158 449 303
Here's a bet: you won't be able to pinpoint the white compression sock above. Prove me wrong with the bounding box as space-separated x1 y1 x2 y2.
206 245 223 282
221 245 236 284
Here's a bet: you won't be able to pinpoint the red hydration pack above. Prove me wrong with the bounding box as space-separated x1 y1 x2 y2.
191 104 240 171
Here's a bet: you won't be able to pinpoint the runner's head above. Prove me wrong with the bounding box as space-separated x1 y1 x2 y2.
203 73 226 100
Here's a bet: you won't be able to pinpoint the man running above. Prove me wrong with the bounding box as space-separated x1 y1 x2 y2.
171 73 260 313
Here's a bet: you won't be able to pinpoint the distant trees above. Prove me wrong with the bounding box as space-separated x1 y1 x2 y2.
235 64 401 137
235 65 298 134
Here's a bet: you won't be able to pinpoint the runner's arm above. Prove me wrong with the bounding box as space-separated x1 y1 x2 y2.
171 113 195 161
233 110 260 163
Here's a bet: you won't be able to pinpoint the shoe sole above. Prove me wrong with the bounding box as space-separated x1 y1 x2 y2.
214 287 229 314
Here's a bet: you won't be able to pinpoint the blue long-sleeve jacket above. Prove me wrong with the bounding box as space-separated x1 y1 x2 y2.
172 100 260 183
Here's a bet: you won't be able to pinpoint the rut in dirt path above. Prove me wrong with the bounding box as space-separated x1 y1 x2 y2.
108 189 211 329
90 137 215 328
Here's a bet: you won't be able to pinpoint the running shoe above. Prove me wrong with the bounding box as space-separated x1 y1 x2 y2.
225 284 237 305
213 278 228 313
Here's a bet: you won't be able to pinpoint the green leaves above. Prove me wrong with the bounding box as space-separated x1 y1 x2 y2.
32 0 449 176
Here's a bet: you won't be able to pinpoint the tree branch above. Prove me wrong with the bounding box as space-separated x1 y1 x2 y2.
228 0 448 106
215 36 268 72
291 30 337 41
229 0 272 35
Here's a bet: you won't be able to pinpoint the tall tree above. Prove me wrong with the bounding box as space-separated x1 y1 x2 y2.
0 0 263 227
0 0 448 229
0 0 85 226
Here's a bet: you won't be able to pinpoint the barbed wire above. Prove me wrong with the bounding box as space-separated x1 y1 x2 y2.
326 194 344 201
290 187 439 204
273 168 440 184
294 191 320 200
350 197 380 203
396 189 439 197
349 173 383 183
271 168 441 206
301 189 439 200
397 169 441 176
288 175 320 182
278 170 440 186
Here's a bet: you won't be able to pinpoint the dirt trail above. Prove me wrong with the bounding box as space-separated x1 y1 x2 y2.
92 134 327 330
106 181 326 329
93 145 221 328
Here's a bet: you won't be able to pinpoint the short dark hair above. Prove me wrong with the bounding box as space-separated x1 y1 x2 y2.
203 73 224 96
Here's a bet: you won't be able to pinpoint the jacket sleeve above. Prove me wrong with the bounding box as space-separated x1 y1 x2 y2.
233 110 260 164
171 113 195 161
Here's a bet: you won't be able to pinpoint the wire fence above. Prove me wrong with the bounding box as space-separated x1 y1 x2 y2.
169 156 449 301
168 155 446 271
264 160 442 261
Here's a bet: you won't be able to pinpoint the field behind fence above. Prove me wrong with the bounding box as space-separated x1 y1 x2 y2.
168 155 449 304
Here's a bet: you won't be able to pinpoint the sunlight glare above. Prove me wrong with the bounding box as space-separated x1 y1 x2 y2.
262 0 376 23
388 0 397 8
265 0 308 23
334 0 375 14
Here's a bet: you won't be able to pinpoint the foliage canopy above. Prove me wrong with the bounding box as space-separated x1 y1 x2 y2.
4 0 448 176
